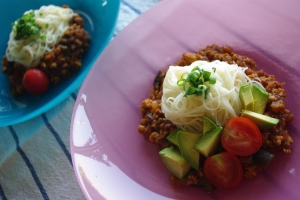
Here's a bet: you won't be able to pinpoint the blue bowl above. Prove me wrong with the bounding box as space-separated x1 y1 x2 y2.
0 0 120 127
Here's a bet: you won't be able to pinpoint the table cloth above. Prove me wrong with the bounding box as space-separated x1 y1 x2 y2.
0 0 160 199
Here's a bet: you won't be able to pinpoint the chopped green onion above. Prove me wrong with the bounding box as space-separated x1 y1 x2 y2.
177 79 186 86
209 76 217 84
195 89 203 96
184 86 197 97
12 11 46 41
203 70 211 79
196 85 206 96
195 79 203 86
41 35 46 41
189 71 199 83
204 86 210 99
177 65 217 99
203 70 211 82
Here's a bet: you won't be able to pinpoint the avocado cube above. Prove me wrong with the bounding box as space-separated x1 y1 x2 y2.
203 116 217 134
159 147 191 179
195 127 223 157
252 84 269 114
240 110 279 130
177 130 202 170
167 128 181 147
239 84 254 111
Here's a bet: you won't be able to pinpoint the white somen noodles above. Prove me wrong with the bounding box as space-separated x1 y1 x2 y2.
6 5 75 68
161 60 260 133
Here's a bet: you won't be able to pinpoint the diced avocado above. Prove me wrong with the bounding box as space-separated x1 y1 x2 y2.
240 110 279 130
177 130 202 170
252 84 269 114
239 84 254 111
252 149 275 168
194 127 223 157
203 116 217 134
159 147 191 179
167 128 181 147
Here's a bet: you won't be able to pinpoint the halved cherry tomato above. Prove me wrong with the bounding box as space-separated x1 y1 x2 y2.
23 68 49 95
221 117 262 156
204 152 243 190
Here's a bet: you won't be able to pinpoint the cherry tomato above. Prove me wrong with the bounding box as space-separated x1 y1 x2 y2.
204 152 243 190
221 117 262 156
23 68 49 95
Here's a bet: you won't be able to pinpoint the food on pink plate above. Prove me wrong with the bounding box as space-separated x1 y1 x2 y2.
1 5 90 96
138 44 294 191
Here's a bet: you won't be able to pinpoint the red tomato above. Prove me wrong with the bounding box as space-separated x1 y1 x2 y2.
204 152 243 190
23 68 49 95
221 117 262 156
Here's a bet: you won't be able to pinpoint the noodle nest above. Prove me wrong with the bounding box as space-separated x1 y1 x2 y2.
6 5 75 68
161 60 260 132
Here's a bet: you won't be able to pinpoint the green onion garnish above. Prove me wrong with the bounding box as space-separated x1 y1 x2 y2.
177 66 217 99
12 11 46 41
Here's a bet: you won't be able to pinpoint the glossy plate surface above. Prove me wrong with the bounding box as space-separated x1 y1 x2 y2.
70 0 300 199
0 0 120 126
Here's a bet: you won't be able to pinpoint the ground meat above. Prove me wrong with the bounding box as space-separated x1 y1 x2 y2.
1 12 90 96
138 44 294 191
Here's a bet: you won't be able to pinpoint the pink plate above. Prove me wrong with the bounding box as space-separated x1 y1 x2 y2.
70 0 300 199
